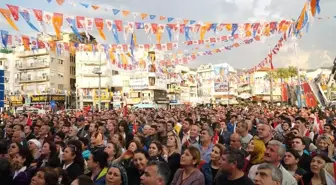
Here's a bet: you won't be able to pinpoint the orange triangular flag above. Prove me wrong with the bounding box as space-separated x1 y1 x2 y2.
0 8 19 31
159 16 166 20
122 10 130 17
225 24 232 31
52 13 63 39
296 2 307 30
184 20 189 24
310 0 317 16
56 0 65 5
92 5 100 10
140 13 148 20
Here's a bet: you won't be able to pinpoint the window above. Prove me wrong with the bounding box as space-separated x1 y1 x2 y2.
122 80 129 87
59 59 63 65
58 84 64 90
112 70 119 76
0 61 2 65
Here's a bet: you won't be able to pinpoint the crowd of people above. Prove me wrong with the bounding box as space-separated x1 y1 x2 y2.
0 104 336 185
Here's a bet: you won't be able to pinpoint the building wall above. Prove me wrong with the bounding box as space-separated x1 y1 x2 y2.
12 48 71 95
76 51 112 109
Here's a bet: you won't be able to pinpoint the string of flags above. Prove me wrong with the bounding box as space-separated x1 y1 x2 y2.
247 0 321 74
0 0 324 75
1 4 292 45
44 0 279 25
0 27 272 73
0 23 280 56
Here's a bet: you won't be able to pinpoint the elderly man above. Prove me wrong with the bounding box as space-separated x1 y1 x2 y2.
254 163 282 185
196 127 214 162
248 140 297 185
257 124 273 145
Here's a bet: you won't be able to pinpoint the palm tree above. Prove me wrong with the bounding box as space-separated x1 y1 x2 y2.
265 71 278 104
287 66 298 83
276 68 290 83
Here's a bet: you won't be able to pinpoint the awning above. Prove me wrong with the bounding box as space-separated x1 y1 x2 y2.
238 93 252 99
156 101 169 104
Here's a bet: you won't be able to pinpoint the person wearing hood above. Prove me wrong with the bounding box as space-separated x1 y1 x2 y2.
28 139 41 160
87 151 108 185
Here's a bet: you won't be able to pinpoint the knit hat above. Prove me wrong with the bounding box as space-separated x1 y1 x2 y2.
109 164 128 185
28 139 41 149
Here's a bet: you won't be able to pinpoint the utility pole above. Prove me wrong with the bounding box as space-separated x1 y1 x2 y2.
293 39 302 108
270 72 273 104
93 52 102 112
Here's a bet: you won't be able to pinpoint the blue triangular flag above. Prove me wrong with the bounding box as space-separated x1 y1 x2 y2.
20 11 40 32
80 3 89 8
166 26 172 41
1 30 9 48
113 9 120 15
149 15 156 19
316 0 321 14
168 17 174 22
66 17 83 42
190 20 196 24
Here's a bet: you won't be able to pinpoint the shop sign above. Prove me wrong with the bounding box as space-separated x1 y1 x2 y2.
31 95 65 102
9 96 23 107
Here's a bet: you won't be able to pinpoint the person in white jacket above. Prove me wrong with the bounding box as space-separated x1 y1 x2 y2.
248 140 297 185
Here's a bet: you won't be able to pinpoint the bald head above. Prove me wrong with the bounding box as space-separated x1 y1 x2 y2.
230 133 242 149
257 124 273 142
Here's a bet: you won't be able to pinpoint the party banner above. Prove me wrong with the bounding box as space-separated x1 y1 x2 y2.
22 35 30 51
52 13 63 39
19 8 40 32
94 18 106 40
0 8 19 31
301 83 317 107
213 64 230 93
0 30 9 48
281 83 289 102
6 4 19 21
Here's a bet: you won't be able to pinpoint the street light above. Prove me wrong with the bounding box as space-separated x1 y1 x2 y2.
92 52 102 112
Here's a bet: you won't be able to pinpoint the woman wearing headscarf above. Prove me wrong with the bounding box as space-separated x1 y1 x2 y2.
242 137 265 173
28 139 41 160
106 164 128 185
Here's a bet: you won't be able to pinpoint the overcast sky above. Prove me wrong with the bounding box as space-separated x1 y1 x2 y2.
0 0 335 70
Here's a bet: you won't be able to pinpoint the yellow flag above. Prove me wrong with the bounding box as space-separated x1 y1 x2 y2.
200 26 207 40
0 8 19 31
121 54 128 64
52 13 63 39
156 32 162 44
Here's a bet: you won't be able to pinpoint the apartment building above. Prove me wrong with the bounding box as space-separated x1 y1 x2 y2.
76 51 112 109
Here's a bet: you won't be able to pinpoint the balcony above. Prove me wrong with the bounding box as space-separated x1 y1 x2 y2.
18 76 50 83
16 48 49 58
16 62 50 70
